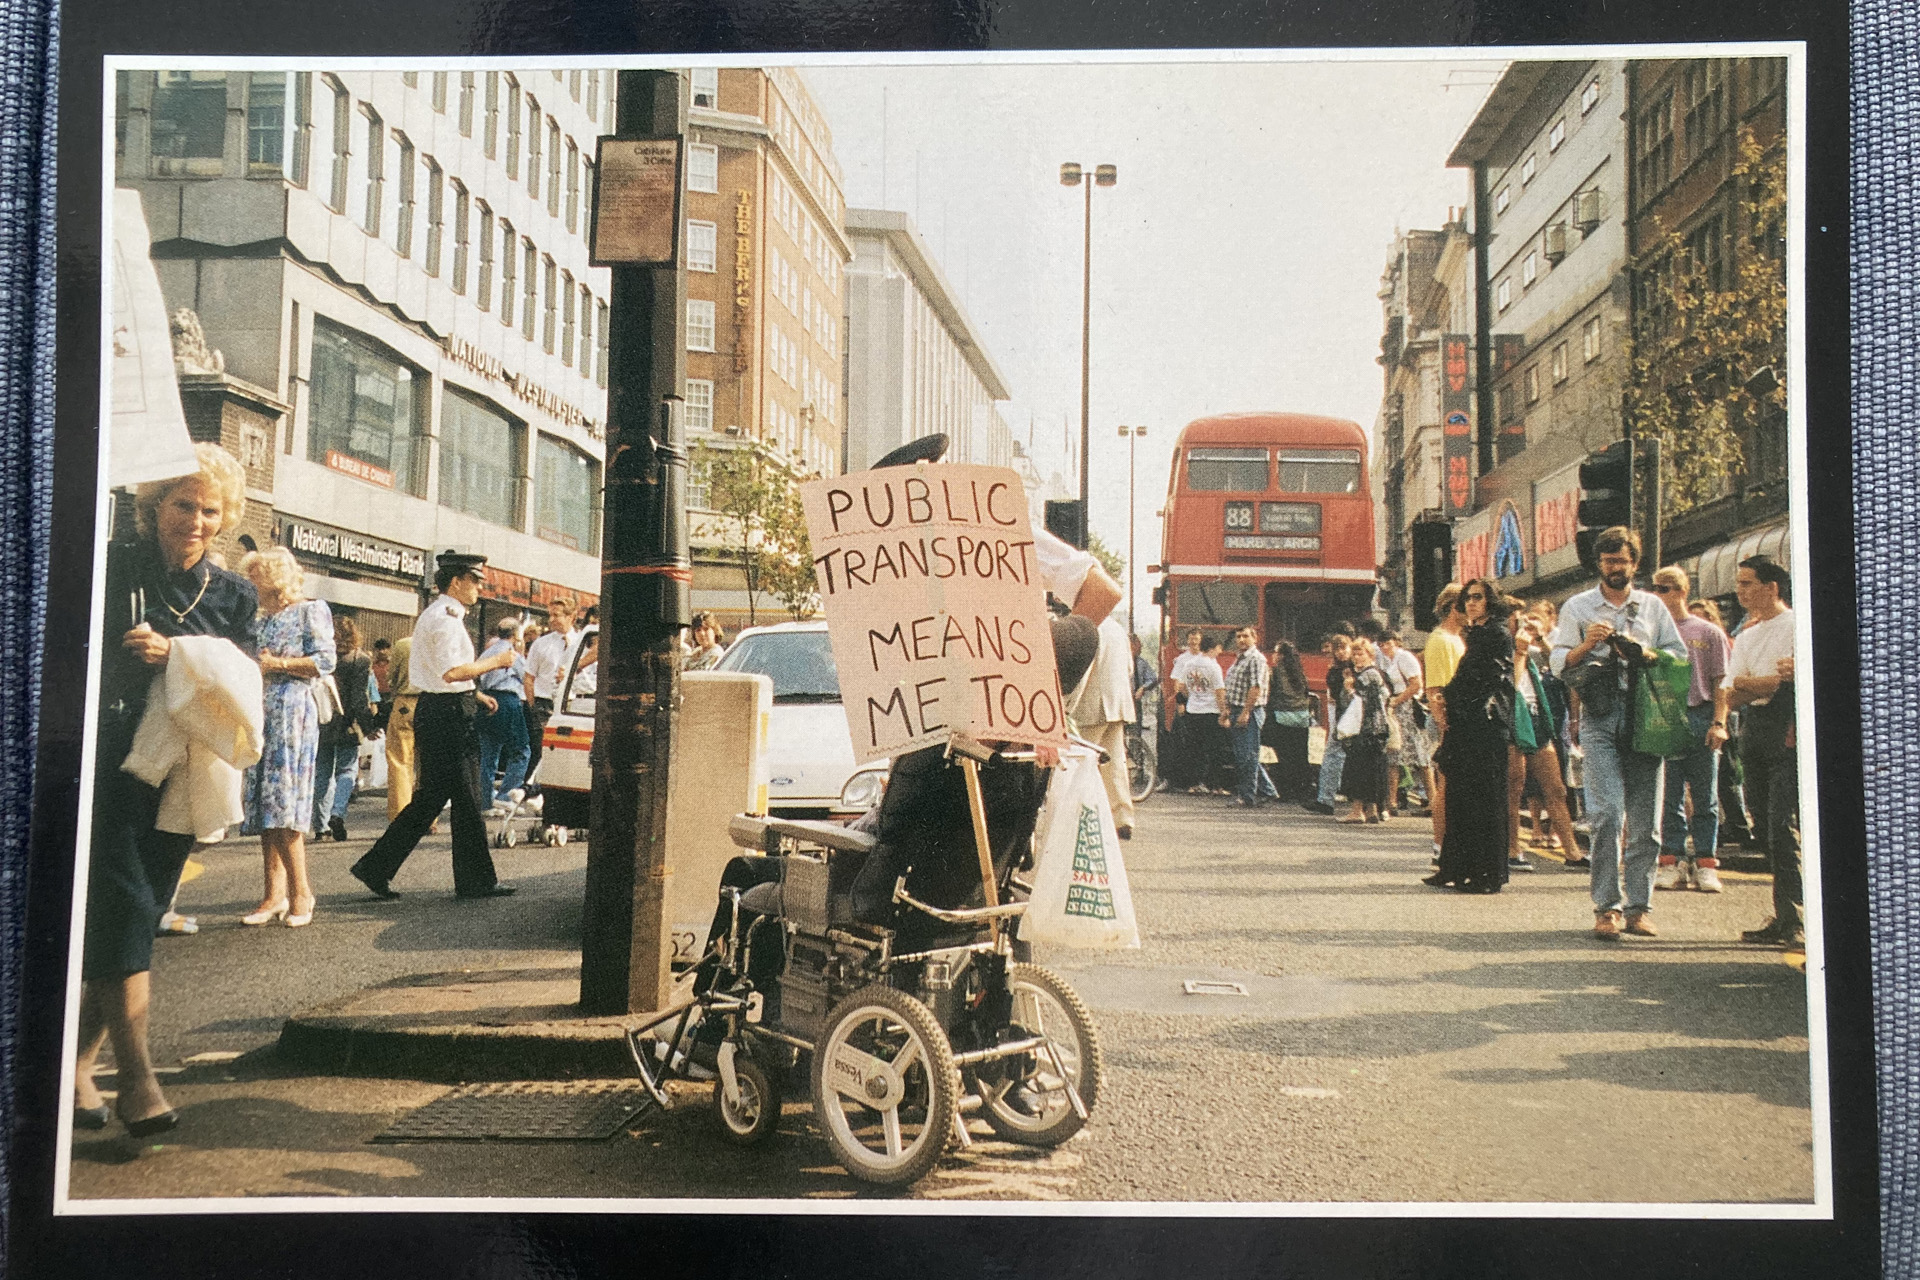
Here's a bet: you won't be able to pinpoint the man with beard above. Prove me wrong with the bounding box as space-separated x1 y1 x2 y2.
1549 527 1684 941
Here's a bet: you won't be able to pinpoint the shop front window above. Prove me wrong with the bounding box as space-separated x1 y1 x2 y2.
307 318 428 494
536 435 600 553
440 387 526 529
150 70 229 174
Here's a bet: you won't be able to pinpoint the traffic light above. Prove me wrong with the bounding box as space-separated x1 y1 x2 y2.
1044 499 1087 550
1575 439 1634 573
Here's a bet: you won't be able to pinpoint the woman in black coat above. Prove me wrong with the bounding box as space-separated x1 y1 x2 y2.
1261 640 1314 801
1426 582 1516 894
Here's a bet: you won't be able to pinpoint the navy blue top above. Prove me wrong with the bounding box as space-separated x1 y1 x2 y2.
101 539 258 724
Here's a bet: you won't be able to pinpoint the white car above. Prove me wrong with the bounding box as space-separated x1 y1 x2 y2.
537 622 884 836
714 620 886 817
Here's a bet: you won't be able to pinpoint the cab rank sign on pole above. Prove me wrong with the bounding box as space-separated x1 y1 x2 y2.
801 463 1068 764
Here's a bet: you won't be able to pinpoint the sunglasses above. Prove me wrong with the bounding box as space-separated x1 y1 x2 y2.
1653 583 1682 594
1464 592 1488 602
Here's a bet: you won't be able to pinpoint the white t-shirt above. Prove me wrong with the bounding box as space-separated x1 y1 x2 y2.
1171 650 1223 715
527 627 582 701
410 595 477 693
1379 646 1423 695
1724 607 1795 707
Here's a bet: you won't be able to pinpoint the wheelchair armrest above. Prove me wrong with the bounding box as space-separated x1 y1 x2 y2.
762 817 878 856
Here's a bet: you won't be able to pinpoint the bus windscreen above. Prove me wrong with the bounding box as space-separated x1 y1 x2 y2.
1277 448 1361 494
1187 448 1269 491
1175 580 1258 625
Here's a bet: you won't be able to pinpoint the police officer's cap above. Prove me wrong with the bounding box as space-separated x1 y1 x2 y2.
436 549 489 574
871 434 949 469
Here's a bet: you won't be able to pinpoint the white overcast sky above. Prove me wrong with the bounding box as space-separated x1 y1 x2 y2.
803 56 1505 616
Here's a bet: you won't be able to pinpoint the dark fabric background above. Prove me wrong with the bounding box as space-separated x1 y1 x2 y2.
0 1 1905 1273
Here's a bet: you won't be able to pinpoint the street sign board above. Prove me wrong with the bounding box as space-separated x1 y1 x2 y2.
1441 333 1474 518
801 463 1068 764
590 137 681 266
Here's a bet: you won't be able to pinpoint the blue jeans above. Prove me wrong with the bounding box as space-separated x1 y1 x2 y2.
1231 707 1280 802
478 689 531 806
1317 733 1348 806
1660 703 1720 860
1581 700 1665 914
311 733 359 834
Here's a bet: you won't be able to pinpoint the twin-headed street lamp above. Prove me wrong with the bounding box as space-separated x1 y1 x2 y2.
1118 424 1147 636
1061 162 1117 522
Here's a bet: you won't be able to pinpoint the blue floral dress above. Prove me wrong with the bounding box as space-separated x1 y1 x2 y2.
243 598 337 833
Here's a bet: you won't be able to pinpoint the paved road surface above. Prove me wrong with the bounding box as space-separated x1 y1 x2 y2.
63 790 1814 1206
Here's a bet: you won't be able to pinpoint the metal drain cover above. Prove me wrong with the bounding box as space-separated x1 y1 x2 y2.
1182 979 1250 997
373 1080 654 1143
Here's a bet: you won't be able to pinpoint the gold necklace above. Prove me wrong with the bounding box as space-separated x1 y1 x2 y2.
163 569 210 623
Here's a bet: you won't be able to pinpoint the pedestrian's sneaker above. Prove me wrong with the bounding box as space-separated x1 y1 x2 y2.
1693 859 1724 893
1653 858 1685 891
1507 856 1536 873
1623 911 1657 937
1593 910 1624 940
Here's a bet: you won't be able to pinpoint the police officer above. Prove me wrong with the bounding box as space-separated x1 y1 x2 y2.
351 551 518 900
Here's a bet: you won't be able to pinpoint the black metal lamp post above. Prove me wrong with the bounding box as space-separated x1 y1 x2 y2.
1060 161 1116 517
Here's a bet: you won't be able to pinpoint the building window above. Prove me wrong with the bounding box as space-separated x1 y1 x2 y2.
394 135 415 256
307 318 427 494
1683 60 1728 159
361 106 384 237
536 435 599 552
1521 153 1536 185
1496 384 1518 426
1581 77 1600 114
504 76 521 179
1746 58 1785 105
597 300 610 389
403 71 418 88
246 73 285 169
1635 90 1674 199
546 118 562 216
684 378 714 432
1685 210 1729 290
586 70 600 119
476 204 494 310
1550 342 1568 384
449 181 470 293
327 77 351 211
561 269 576 365
458 72 475 136
1521 251 1538 287
565 140 580 232
482 73 500 158
1583 314 1604 362
522 241 538 340
687 219 717 271
499 220 516 327
543 256 558 353
440 387 525 529
431 72 447 112
150 70 229 171
688 142 719 193
423 159 443 276
1496 278 1512 312
578 286 593 382
692 67 719 108
687 299 716 352
1494 185 1510 216
290 72 313 186
1548 118 1566 152
526 98 542 199
568 70 582 101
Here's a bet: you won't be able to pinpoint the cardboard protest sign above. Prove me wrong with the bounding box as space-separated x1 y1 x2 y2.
801 463 1067 764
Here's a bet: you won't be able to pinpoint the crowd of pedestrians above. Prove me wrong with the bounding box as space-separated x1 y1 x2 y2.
1150 523 1803 950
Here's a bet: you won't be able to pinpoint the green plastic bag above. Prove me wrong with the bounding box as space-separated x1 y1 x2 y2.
1631 650 1694 758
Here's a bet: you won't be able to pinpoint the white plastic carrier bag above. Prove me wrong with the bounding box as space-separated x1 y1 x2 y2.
1020 747 1141 950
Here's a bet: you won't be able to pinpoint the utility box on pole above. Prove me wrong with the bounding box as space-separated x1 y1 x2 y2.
580 70 690 1016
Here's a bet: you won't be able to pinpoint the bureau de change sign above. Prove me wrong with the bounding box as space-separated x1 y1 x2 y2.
801 463 1068 764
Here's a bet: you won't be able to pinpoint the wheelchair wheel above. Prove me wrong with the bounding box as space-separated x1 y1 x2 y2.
713 1052 780 1146
811 984 959 1185
1126 728 1157 805
973 964 1103 1147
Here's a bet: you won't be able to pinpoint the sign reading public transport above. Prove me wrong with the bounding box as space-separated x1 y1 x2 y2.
801 464 1067 764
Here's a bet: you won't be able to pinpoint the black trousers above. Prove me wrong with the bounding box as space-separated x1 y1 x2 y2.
1741 704 1802 929
353 691 500 894
525 695 554 789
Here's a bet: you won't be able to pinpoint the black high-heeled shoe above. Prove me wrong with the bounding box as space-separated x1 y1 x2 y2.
73 1104 110 1130
121 1107 179 1138
1421 872 1456 888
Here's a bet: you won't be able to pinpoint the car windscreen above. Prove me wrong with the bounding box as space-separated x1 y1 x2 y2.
716 631 842 702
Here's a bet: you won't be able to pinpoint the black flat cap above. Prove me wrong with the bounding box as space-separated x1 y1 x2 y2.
436 549 489 573
871 434 949 469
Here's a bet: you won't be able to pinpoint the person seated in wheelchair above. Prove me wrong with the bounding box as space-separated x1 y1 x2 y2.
696 611 1101 993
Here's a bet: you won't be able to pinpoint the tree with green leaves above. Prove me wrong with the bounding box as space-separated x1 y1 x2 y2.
1087 532 1125 584
694 440 816 625
1625 128 1788 520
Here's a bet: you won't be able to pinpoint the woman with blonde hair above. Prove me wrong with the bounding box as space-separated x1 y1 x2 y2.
238 545 336 927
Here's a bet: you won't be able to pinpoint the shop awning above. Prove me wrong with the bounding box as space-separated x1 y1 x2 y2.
1687 520 1792 602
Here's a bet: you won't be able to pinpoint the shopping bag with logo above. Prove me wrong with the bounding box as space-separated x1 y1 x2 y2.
1630 650 1694 758
1020 748 1141 950
1307 724 1327 765
1335 693 1365 740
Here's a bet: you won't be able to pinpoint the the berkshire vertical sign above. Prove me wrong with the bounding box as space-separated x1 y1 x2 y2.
1441 333 1474 518
801 464 1068 764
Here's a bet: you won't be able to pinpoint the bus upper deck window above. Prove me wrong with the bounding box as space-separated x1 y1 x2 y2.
1277 448 1361 494
1187 447 1269 491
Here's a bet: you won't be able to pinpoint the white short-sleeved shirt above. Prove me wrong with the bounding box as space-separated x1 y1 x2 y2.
1171 650 1224 716
1723 607 1795 707
1033 528 1097 608
527 627 581 700
1380 646 1423 695
410 595 478 693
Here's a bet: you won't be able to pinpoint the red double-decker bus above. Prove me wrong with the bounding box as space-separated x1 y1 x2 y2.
1155 413 1377 682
